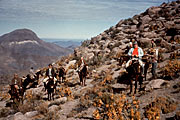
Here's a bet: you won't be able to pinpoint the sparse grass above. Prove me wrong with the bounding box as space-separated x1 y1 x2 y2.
161 60 180 79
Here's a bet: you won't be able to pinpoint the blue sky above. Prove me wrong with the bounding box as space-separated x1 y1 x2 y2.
0 0 174 40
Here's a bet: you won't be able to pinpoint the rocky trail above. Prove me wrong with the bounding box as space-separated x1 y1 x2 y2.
0 0 180 120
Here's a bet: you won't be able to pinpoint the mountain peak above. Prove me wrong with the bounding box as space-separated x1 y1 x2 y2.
0 28 40 43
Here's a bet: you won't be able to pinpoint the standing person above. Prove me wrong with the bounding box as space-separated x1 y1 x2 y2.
126 41 144 75
150 40 158 79
43 64 57 85
11 73 22 90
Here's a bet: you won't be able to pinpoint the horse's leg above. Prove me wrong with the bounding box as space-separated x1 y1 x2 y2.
52 91 54 101
44 82 46 91
139 75 143 92
134 75 138 94
48 92 50 101
79 74 83 86
129 80 133 95
84 75 86 86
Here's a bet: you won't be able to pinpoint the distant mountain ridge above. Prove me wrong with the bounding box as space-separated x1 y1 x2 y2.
42 38 82 49
0 29 72 83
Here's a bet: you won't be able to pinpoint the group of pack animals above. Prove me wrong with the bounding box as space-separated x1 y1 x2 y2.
8 47 161 104
8 64 88 103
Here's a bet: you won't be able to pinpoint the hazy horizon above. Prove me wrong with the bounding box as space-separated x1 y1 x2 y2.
0 0 175 40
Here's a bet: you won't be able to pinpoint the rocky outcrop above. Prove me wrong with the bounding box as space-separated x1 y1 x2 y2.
75 1 180 64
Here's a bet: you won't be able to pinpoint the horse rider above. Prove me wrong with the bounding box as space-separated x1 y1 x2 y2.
150 39 158 79
11 73 22 90
125 42 133 54
77 57 86 73
125 41 145 75
29 67 35 79
43 64 57 85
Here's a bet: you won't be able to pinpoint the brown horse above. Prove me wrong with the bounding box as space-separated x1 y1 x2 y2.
78 65 88 86
126 59 143 95
119 55 130 66
58 67 66 83
8 85 24 104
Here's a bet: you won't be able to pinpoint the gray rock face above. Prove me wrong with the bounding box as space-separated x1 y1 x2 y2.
48 105 59 112
25 111 38 118
145 79 169 91
6 112 30 120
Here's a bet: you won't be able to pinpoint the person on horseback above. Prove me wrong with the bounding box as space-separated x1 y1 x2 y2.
11 73 22 90
125 42 133 54
125 41 145 75
29 67 35 79
77 57 86 73
43 64 57 85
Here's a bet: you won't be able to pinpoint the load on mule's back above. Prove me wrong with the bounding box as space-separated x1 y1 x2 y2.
77 57 88 86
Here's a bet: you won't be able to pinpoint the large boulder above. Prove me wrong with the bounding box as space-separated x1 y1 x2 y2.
7 112 30 120
48 105 59 112
139 38 152 48
145 79 169 91
25 111 38 118
141 15 152 25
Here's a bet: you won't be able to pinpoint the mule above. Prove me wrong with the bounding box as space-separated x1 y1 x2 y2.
78 65 88 86
9 85 25 104
126 59 143 95
46 78 56 101
58 67 66 83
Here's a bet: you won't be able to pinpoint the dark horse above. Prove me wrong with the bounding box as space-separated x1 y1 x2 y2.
8 85 25 104
22 71 42 90
119 55 130 66
58 67 66 83
78 65 88 86
46 78 56 101
126 59 143 95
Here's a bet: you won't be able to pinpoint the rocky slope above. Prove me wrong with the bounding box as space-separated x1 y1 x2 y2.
0 1 180 120
0 29 71 84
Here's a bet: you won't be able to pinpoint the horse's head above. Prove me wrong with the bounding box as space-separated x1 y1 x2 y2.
119 55 130 66
131 59 141 74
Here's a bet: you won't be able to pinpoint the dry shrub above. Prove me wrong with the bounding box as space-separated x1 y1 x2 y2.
144 97 178 119
44 111 60 120
161 60 180 79
0 107 11 118
0 92 10 100
93 93 141 120
56 87 74 100
35 101 48 115
100 73 113 86
18 90 37 113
